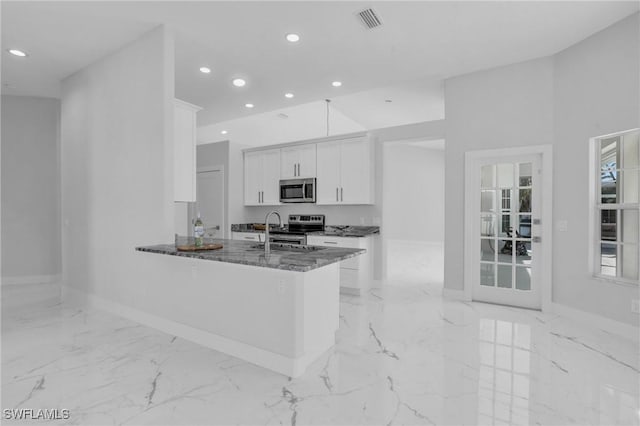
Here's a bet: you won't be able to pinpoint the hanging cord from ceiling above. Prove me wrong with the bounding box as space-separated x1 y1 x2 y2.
325 99 331 137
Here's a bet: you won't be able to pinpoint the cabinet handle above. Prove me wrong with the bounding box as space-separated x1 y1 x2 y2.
336 187 339 202
258 191 260 203
341 187 343 202
261 191 264 203
244 237 253 240
293 164 296 176
297 163 300 176
324 241 338 245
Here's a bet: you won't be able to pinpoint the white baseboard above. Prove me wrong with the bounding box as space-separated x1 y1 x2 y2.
2 278 62 309
61 285 315 378
551 302 639 343
442 287 469 301
2 274 61 286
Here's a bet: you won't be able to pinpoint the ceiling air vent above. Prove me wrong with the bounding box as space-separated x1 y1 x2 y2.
357 8 383 30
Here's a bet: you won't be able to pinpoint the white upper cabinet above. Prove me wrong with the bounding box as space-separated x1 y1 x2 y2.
244 151 263 206
243 133 373 206
262 149 281 204
281 144 317 179
316 135 374 205
244 148 281 206
316 141 342 204
174 99 202 202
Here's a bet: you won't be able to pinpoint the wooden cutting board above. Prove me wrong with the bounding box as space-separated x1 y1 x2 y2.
176 243 223 252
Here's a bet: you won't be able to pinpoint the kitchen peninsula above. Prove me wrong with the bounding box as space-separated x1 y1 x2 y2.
135 238 364 377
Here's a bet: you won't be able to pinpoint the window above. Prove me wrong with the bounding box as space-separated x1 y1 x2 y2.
593 129 639 283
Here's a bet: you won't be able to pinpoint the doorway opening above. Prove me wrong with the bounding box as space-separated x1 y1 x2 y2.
464 145 553 311
189 167 226 239
381 139 445 288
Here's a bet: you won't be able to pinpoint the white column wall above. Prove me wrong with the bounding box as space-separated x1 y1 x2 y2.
61 26 175 304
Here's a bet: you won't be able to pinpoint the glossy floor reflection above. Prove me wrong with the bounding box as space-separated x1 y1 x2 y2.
2 283 639 425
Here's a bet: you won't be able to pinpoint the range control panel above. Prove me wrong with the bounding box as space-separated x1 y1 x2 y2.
288 215 325 225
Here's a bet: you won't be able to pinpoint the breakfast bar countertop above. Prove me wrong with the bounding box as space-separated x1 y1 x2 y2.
135 238 365 272
231 224 380 237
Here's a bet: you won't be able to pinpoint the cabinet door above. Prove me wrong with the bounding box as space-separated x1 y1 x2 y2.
261 149 281 205
280 147 299 179
297 144 317 178
174 101 198 202
244 151 263 206
306 235 362 269
339 137 372 204
316 141 342 204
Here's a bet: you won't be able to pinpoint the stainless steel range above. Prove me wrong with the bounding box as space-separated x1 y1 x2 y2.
269 214 325 245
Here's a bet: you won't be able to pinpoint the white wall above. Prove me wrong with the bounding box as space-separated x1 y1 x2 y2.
444 13 639 326
61 26 174 303
552 13 639 325
445 56 555 291
1 96 61 282
198 100 366 147
382 143 444 243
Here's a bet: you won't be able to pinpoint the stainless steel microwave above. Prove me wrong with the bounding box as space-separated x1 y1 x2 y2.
279 178 316 203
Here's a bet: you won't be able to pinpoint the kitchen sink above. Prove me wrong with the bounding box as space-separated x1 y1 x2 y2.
250 243 326 252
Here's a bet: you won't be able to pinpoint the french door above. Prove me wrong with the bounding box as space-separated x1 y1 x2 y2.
471 154 542 309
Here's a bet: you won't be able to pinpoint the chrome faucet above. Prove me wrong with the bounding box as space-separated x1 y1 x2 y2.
264 211 283 255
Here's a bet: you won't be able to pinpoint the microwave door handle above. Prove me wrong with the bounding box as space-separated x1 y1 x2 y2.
302 182 306 200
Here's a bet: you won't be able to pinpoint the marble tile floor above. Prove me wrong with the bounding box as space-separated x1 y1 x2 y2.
2 283 639 426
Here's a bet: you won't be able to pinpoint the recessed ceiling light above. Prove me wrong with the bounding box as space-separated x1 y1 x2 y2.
199 67 211 74
221 130 228 135
7 49 27 57
232 78 246 87
285 33 300 43
285 93 294 98
245 103 254 108
385 99 392 103
332 81 342 87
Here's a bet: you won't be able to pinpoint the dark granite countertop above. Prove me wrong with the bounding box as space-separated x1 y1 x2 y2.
308 226 380 238
135 238 365 272
230 224 380 238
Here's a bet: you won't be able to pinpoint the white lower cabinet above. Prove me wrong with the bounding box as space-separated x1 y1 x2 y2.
231 232 264 242
306 235 373 294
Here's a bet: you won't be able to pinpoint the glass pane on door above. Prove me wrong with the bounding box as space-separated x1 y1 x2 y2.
515 267 531 290
481 264 496 286
497 265 512 288
479 160 536 298
481 239 496 262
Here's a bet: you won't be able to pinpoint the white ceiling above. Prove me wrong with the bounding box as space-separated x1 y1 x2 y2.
2 1 638 127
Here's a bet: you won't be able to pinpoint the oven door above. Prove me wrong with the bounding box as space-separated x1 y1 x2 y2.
279 178 316 203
